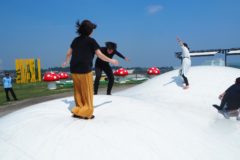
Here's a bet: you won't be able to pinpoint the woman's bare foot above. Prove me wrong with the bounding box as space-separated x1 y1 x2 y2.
183 85 189 89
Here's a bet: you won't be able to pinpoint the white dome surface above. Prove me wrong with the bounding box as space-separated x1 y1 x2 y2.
0 66 240 160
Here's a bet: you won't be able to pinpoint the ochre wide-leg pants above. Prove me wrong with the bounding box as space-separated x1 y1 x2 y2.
71 72 94 118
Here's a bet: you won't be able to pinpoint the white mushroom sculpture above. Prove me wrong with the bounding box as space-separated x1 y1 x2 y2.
43 72 60 90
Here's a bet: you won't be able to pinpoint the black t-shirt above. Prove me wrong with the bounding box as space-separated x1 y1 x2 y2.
70 36 100 73
95 47 125 67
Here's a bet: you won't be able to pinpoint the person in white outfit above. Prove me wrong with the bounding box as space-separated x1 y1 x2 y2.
176 37 191 89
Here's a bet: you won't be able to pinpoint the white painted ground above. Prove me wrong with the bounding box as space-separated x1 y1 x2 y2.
0 66 240 160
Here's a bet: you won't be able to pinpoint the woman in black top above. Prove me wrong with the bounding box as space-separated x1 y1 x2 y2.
63 20 119 119
94 42 129 95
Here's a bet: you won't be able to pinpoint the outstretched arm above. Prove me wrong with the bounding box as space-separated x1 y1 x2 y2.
176 37 184 46
62 48 72 67
115 51 129 62
124 57 129 61
95 49 119 66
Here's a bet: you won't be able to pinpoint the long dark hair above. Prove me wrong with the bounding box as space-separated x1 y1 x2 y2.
76 20 97 36
183 43 190 50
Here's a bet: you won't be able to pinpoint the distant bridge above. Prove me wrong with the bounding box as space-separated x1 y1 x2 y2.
175 48 240 66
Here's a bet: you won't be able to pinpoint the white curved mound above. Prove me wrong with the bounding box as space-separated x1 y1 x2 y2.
1 66 240 160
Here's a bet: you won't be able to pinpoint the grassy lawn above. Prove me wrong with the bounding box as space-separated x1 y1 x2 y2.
0 79 146 107
0 82 73 106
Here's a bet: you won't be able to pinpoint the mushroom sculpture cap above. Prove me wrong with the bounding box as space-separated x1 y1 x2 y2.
147 67 160 75
43 72 60 81
114 68 129 77
58 72 69 80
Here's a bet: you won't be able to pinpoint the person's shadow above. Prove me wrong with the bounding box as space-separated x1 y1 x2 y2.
163 76 183 88
94 101 112 108
62 99 112 112
62 99 75 112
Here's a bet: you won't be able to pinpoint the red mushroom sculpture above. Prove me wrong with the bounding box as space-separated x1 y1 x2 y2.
114 68 129 83
43 72 60 90
147 67 160 78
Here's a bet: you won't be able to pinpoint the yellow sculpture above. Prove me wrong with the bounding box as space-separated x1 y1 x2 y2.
15 59 41 83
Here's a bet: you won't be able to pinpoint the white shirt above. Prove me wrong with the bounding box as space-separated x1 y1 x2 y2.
180 45 191 75
181 46 190 58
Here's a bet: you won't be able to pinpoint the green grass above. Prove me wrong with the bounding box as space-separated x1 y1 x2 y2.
0 79 146 107
0 82 73 107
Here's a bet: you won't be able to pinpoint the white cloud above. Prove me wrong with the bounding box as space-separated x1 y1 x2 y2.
146 5 163 14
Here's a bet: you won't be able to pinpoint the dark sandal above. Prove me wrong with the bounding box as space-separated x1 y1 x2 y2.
72 114 95 120
84 115 95 119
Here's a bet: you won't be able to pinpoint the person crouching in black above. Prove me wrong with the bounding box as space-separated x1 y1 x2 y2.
94 42 129 95
213 77 240 120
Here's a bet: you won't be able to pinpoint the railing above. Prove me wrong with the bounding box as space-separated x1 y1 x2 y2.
175 48 240 66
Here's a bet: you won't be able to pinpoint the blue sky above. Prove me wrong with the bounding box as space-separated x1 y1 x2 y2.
0 0 240 70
